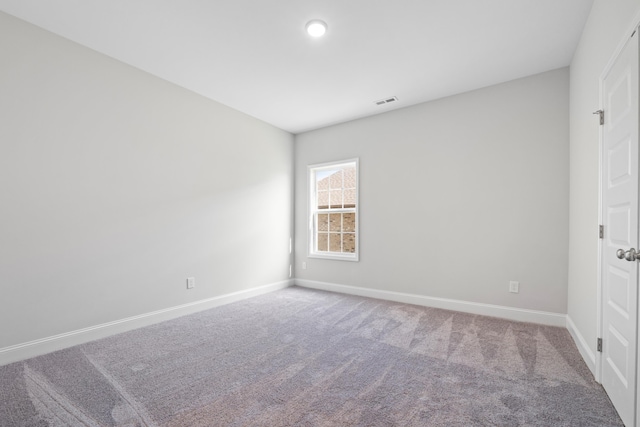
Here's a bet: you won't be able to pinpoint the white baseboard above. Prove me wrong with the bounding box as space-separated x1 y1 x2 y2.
566 315 597 376
0 279 293 367
295 279 567 327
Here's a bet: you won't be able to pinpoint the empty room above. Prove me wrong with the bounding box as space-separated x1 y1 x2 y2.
1 0 640 426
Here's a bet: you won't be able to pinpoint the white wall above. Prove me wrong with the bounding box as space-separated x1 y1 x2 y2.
0 12 294 350
568 1 640 365
295 68 570 314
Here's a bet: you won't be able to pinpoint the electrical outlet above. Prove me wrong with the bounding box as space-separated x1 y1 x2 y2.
302 262 307 270
509 281 519 293
187 277 195 289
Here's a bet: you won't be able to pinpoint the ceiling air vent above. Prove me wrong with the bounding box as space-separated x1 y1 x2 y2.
375 96 398 106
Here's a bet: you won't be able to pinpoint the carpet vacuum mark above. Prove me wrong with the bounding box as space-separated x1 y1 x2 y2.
0 286 623 426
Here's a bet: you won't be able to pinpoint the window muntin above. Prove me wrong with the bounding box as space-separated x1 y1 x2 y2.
309 159 358 261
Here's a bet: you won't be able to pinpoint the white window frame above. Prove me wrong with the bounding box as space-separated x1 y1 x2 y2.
308 158 359 261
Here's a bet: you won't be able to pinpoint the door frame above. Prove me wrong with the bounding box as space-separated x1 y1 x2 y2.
597 15 640 426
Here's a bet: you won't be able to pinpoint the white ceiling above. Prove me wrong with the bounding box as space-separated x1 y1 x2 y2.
0 0 594 134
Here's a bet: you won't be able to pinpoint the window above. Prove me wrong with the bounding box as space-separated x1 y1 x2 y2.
308 159 359 261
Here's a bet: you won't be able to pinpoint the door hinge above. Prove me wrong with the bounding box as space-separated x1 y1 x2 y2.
597 338 603 352
593 109 604 125
599 225 604 239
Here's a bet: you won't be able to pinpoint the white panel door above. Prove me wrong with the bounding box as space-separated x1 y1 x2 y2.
601 29 639 427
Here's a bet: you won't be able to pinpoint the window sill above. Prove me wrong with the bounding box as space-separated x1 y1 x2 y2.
308 252 359 262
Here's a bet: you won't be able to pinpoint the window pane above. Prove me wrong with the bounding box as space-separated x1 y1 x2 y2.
343 233 356 253
344 167 356 189
329 170 343 189
317 214 329 232
329 233 341 252
329 213 341 232
317 190 329 209
317 233 328 252
317 174 330 190
329 190 342 208
344 189 356 207
343 212 355 232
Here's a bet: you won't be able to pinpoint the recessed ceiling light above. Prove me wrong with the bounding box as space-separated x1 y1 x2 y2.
306 20 327 37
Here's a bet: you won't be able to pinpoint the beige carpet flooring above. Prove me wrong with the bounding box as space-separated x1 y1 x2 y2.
0 286 623 426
